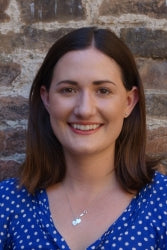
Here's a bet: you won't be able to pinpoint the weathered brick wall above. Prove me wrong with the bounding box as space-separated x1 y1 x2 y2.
0 0 167 180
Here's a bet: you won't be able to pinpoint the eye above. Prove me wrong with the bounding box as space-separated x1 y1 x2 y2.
97 88 111 95
60 87 77 95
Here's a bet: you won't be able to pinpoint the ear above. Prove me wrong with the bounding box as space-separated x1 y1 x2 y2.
40 86 50 113
124 86 139 118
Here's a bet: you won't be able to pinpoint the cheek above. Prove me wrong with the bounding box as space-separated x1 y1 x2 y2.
49 109 66 140
103 101 125 121
114 98 127 118
48 98 72 124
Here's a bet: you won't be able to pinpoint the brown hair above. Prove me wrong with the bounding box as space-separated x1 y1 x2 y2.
20 27 157 193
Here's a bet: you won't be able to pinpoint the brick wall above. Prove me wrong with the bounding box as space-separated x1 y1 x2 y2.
0 0 167 180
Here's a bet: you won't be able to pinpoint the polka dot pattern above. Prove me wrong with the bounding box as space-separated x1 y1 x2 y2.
0 172 167 249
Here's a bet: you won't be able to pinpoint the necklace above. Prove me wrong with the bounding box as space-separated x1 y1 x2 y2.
72 210 88 226
63 169 115 227
64 185 88 226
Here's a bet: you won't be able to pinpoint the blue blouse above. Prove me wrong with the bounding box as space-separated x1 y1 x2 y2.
0 172 167 249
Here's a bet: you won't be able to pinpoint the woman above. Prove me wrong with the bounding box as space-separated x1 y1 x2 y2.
0 27 166 250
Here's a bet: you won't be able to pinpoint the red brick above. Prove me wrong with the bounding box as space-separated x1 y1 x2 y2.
17 0 85 23
0 62 21 86
145 93 167 118
0 128 26 157
0 160 20 181
146 127 167 156
120 28 167 59
0 28 73 53
99 0 167 19
0 0 10 22
137 58 167 90
147 126 167 172
0 96 28 124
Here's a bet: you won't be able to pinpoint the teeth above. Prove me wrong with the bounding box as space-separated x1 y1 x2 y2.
71 124 100 131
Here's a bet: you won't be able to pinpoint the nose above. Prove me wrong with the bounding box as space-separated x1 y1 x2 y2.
74 90 96 118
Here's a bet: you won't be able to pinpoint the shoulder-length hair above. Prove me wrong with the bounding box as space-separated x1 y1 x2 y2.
20 27 156 193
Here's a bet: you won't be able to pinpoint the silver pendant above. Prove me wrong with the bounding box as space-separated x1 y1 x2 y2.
72 210 88 226
72 218 82 226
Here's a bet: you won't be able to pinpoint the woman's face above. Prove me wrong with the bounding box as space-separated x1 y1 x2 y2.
41 48 138 156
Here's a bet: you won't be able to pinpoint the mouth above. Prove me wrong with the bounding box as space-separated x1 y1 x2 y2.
69 123 102 132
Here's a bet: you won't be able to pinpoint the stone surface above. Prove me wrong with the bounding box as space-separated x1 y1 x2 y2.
121 28 167 59
0 32 20 53
0 62 21 86
0 96 28 124
0 160 20 181
99 0 167 19
0 0 167 177
145 93 167 117
0 128 26 157
17 0 85 23
0 0 10 21
147 126 167 170
137 58 167 90
156 164 167 175
0 28 73 53
21 27 73 51
147 127 167 158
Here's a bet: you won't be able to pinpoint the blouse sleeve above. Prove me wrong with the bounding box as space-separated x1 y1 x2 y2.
152 172 167 249
0 179 17 249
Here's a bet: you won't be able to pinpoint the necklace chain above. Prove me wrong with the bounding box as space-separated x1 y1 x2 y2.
63 185 88 226
63 169 115 227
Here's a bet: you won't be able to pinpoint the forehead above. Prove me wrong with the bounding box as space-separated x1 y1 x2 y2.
53 48 122 79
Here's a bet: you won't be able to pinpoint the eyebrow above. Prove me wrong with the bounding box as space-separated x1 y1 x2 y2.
56 80 116 86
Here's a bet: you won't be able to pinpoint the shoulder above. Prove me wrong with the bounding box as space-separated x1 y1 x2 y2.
0 177 19 191
151 171 167 206
0 179 46 248
142 171 167 217
0 178 20 200
0 178 25 198
151 171 167 194
145 171 167 201
140 171 167 196
0 178 34 213
136 172 167 219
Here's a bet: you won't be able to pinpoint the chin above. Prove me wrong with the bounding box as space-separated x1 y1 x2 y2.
65 145 99 156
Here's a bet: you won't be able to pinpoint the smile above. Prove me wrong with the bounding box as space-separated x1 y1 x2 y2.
70 124 101 131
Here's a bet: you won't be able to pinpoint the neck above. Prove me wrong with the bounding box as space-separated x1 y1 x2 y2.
63 149 116 194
